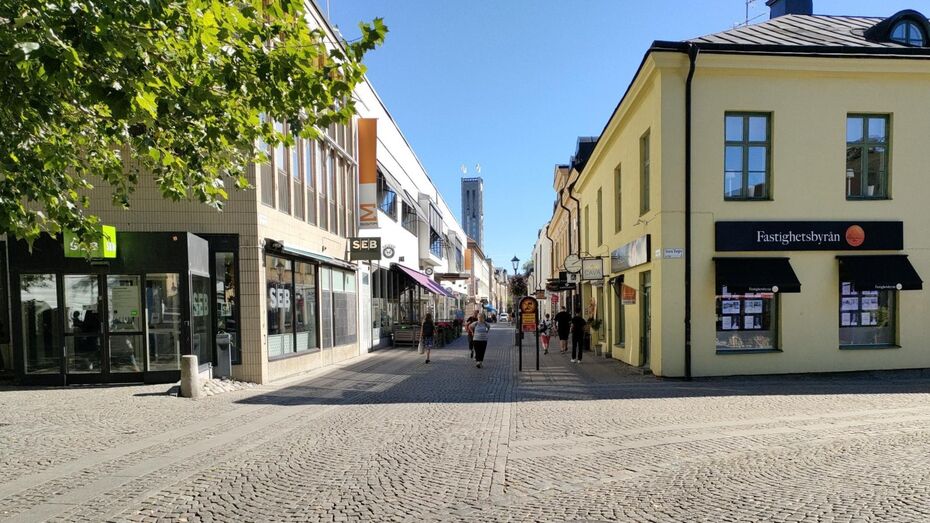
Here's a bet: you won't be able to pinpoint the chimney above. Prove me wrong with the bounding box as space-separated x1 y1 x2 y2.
766 0 812 18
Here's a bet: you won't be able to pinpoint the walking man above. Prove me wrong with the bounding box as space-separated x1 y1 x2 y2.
554 306 572 354
570 309 587 363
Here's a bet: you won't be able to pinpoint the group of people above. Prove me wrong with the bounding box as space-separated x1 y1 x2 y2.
537 306 587 363
419 305 588 367
419 311 492 368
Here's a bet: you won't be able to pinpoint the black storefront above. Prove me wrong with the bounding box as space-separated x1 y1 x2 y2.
9 232 240 385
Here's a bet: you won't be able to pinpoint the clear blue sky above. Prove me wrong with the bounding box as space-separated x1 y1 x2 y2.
330 0 918 269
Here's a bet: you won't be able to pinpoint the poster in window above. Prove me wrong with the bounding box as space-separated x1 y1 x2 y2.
841 297 859 312
841 312 852 327
861 296 879 311
722 300 741 315
862 290 879 296
841 282 854 296
722 316 734 330
744 315 755 330
745 299 763 314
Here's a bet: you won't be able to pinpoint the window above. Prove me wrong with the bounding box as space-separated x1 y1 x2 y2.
377 172 397 219
596 188 603 246
583 205 590 251
328 152 336 233
21 274 60 374
146 273 182 371
305 140 316 225
640 131 651 213
318 267 357 348
292 139 304 220
266 255 320 359
318 147 328 231
401 200 418 235
846 115 889 199
839 282 896 347
274 121 290 214
258 115 274 207
430 229 443 258
724 113 770 200
266 256 294 358
614 164 622 232
614 282 625 347
320 267 333 348
214 253 239 364
715 292 778 351
891 20 925 46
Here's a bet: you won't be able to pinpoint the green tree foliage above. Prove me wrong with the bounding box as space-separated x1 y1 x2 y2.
0 0 386 252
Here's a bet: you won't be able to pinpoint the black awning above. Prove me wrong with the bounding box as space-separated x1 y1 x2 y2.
837 255 923 291
714 257 801 294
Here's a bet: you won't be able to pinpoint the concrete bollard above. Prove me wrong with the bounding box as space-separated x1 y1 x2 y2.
180 355 202 399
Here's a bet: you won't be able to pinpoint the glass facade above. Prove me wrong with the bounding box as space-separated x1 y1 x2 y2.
21 274 60 374
146 273 182 371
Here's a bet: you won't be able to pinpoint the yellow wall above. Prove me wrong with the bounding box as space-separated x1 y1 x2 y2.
577 51 930 377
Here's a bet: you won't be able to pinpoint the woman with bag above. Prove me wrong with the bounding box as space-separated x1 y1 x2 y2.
420 313 435 364
471 313 491 368
538 313 551 354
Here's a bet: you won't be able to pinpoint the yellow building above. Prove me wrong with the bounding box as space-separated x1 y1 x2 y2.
575 3 930 377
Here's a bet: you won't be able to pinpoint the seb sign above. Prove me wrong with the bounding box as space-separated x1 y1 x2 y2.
268 285 292 310
349 237 381 261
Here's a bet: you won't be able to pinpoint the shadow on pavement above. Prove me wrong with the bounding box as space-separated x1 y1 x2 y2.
234 326 930 406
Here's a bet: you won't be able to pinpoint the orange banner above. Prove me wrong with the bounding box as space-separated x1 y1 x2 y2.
358 118 377 228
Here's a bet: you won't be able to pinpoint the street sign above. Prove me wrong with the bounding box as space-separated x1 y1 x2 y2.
519 296 538 333
663 248 684 259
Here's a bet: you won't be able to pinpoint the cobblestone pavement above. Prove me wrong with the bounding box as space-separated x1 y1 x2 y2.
4 325 930 522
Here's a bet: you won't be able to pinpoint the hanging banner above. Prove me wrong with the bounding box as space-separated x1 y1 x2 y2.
621 284 637 305
358 118 378 229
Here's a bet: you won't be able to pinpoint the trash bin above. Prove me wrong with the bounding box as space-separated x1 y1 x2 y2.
215 331 232 378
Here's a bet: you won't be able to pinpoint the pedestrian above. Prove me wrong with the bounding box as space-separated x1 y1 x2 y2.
421 313 435 364
570 309 587 363
465 311 478 359
472 312 491 368
538 313 551 354
554 306 572 354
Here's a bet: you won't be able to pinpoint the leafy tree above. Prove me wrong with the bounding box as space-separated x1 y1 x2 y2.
0 0 386 252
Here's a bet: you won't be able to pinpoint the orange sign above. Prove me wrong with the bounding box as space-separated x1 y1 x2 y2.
358 118 378 229
621 284 637 305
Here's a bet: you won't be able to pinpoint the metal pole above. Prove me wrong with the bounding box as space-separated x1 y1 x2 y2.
535 309 540 371
518 309 523 372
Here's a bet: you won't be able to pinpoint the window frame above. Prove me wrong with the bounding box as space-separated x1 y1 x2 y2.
846 114 890 200
891 20 925 46
715 292 780 353
614 164 622 233
838 281 898 349
724 112 772 201
596 187 603 246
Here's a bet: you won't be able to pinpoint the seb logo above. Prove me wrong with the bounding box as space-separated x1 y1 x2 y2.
845 225 865 247
268 286 292 310
351 238 379 250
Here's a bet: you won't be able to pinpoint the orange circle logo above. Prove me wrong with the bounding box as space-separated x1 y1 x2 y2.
846 225 865 247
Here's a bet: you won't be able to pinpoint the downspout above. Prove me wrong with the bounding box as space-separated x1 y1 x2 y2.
684 43 699 381
544 222 555 284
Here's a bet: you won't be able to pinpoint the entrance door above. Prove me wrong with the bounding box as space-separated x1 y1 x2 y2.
107 275 144 373
640 271 652 368
63 275 103 374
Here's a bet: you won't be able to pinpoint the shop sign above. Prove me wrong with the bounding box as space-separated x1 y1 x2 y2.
611 235 650 272
621 284 637 305
358 119 378 229
534 290 546 299
551 294 560 304
519 296 538 333
64 225 117 259
715 221 903 251
349 237 381 261
581 258 604 281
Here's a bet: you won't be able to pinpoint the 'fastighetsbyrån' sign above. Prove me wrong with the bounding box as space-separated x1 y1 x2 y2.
716 221 903 251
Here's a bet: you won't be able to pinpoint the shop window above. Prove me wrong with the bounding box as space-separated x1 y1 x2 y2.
846 115 889 199
21 274 60 374
839 282 896 347
107 275 144 373
715 292 778 351
614 288 625 347
64 274 101 373
724 113 771 200
640 131 651 214
295 262 319 352
215 253 239 363
146 273 182 371
266 256 294 358
320 267 333 348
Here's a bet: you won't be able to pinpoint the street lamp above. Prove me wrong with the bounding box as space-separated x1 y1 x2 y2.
511 256 520 274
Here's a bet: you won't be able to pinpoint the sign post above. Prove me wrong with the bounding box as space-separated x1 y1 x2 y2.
519 296 539 371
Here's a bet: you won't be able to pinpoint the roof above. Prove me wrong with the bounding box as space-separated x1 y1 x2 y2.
659 11 930 55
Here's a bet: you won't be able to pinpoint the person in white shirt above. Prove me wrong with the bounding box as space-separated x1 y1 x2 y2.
470 313 491 368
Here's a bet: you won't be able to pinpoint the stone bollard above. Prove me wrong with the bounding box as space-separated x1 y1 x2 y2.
180 355 202 399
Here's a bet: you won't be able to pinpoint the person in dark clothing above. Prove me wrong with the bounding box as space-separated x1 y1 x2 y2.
465 312 478 359
421 313 435 364
553 307 572 354
570 310 587 363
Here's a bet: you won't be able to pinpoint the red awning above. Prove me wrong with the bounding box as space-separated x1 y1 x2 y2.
392 264 453 297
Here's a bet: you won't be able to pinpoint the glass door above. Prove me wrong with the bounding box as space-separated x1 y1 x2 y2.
107 275 144 373
640 271 652 369
63 275 103 374
146 274 182 371
191 274 212 365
